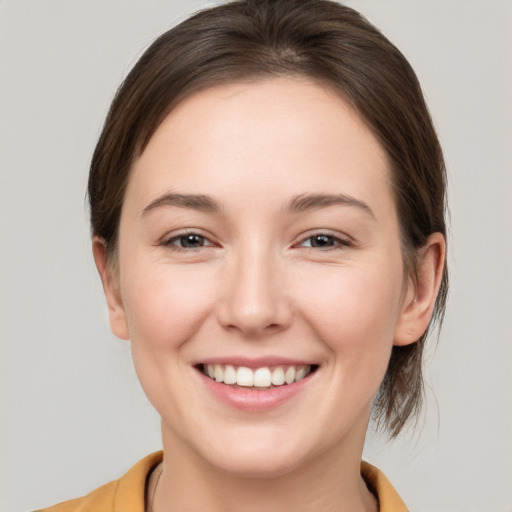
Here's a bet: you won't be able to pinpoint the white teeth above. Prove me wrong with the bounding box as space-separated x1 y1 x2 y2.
203 364 313 388
236 367 254 386
214 364 223 382
285 366 295 384
295 367 308 381
223 365 237 385
271 366 285 385
253 367 272 387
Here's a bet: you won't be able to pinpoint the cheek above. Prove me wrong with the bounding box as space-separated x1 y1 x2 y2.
121 262 217 350
119 261 220 415
295 263 403 363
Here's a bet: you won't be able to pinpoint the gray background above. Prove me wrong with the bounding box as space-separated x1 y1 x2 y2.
1 1 511 511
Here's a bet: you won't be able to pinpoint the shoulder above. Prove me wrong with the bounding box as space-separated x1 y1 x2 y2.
35 451 163 512
34 480 119 512
361 461 409 512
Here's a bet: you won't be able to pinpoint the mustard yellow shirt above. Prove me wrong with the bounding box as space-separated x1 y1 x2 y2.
36 451 408 512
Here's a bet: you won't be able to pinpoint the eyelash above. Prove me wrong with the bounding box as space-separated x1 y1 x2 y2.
295 233 353 251
162 231 216 252
162 231 352 252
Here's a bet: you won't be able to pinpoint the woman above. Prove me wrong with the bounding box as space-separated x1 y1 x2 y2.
38 0 447 510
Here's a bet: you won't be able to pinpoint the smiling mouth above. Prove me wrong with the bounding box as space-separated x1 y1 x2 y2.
198 364 318 389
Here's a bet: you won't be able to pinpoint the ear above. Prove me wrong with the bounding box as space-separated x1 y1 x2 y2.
92 237 129 340
394 232 446 346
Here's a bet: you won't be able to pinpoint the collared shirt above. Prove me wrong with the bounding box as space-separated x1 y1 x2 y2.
36 451 408 512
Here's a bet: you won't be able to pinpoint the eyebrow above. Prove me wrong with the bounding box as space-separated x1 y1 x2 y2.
142 191 374 219
142 193 222 216
287 193 375 219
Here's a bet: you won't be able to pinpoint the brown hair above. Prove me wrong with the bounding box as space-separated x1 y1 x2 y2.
89 0 448 437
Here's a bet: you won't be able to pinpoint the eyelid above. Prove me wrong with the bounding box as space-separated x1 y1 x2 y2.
160 228 219 250
159 228 353 251
293 230 354 250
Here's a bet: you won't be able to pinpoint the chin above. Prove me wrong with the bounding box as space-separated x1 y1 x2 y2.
187 423 324 479
205 447 307 479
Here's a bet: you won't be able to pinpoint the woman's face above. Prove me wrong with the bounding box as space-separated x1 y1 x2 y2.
103 78 417 476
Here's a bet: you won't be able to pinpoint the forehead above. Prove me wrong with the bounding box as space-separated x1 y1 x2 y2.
126 77 392 214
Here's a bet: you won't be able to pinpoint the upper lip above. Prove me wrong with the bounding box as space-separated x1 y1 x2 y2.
194 356 317 369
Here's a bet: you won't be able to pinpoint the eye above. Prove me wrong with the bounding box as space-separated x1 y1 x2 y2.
164 233 213 249
298 234 351 250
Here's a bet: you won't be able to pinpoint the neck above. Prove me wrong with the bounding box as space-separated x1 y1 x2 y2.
152 425 377 512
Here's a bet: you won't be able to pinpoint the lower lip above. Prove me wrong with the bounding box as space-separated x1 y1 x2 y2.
198 369 316 412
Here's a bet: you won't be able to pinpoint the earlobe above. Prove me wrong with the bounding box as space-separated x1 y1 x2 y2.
394 233 446 346
92 237 129 340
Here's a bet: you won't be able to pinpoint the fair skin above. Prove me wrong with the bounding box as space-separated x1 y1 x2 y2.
94 78 445 512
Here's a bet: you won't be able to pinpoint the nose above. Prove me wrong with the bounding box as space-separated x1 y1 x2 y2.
216 245 293 338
